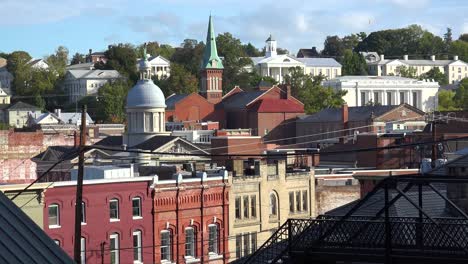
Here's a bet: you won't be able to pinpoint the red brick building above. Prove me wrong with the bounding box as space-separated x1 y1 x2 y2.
165 93 216 122
44 177 155 264
153 172 230 264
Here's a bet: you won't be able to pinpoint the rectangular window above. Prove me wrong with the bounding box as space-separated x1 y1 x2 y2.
132 197 142 218
185 228 195 258
48 204 60 227
133 231 142 263
296 191 301 212
302 190 308 212
360 92 366 106
235 196 241 219
412 92 418 107
251 232 257 252
110 233 120 264
399 92 405 104
243 233 250 256
387 92 392 105
250 195 257 218
109 199 119 220
289 192 294 213
81 237 86 264
236 234 242 258
144 112 153 132
81 202 86 224
161 230 171 261
243 196 249 218
208 225 218 254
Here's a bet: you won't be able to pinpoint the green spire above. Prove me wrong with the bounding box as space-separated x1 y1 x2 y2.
201 15 224 70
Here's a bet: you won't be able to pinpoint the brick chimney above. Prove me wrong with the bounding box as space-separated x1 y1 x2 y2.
280 84 291 99
341 104 349 142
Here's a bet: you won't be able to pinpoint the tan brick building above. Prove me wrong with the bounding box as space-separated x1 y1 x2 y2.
227 157 315 262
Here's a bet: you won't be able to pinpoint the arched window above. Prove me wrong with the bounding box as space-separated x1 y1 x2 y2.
161 230 172 261
269 192 278 216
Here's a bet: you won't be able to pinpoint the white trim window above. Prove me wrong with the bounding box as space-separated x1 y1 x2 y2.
48 204 60 227
133 230 142 263
132 197 142 218
110 233 120 264
185 227 196 258
109 199 119 221
80 237 86 264
161 230 171 262
208 224 219 255
270 193 278 216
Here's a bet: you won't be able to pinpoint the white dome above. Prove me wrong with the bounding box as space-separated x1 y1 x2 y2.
126 79 166 108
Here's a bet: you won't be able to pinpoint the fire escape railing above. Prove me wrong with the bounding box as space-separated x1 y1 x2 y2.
243 176 468 264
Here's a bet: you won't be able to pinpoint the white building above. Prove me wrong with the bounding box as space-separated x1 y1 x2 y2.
0 87 10 105
28 59 49 70
136 55 170 80
27 109 94 126
171 129 215 144
323 76 439 112
125 50 169 147
362 52 468 84
63 69 122 102
245 35 342 83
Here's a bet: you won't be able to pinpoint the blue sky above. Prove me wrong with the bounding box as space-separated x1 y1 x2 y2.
2 0 467 58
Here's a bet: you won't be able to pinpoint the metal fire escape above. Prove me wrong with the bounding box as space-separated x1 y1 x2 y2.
243 175 468 264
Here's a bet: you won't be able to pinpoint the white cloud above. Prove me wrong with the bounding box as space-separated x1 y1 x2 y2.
463 22 468 34
340 12 375 31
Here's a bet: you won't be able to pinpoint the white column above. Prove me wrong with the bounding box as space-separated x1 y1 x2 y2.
266 66 270 77
408 91 413 107
279 67 283 83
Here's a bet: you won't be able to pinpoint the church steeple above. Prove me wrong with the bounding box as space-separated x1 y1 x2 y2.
200 15 224 104
201 15 224 70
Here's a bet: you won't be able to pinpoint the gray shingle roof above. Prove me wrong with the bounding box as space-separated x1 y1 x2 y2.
220 90 265 110
327 183 453 218
298 105 398 123
132 135 178 151
297 57 342 67
67 69 121 79
7 101 40 111
165 94 189 110
0 191 74 263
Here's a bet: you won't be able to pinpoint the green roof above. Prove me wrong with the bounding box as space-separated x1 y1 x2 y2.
201 15 224 70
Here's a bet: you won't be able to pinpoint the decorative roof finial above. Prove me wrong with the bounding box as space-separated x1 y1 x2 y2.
143 42 148 60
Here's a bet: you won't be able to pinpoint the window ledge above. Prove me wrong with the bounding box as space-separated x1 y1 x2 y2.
185 257 200 263
161 261 174 264
132 216 143 220
81 222 87 225
208 253 222 260
110 219 120 222
48 225 61 229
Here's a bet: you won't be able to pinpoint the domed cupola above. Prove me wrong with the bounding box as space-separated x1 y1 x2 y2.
125 43 169 147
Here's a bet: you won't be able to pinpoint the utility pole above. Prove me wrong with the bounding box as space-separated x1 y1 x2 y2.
74 105 87 263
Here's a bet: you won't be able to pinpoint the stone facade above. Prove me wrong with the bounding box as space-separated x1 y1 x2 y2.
227 158 315 262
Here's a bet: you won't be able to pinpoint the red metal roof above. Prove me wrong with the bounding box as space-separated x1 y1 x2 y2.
248 98 304 113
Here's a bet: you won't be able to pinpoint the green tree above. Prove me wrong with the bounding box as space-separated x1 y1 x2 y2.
97 80 132 123
70 53 86 65
46 46 69 76
455 78 468 109
136 42 160 58
6 51 31 76
419 67 448 85
398 66 418 78
460 34 468 42
322 36 344 57
342 50 367 75
216 33 252 92
284 67 347 113
438 90 458 111
247 71 278 88
243 43 262 57
444 27 453 51
171 39 205 78
154 63 198 96
450 40 468 61
103 43 138 82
